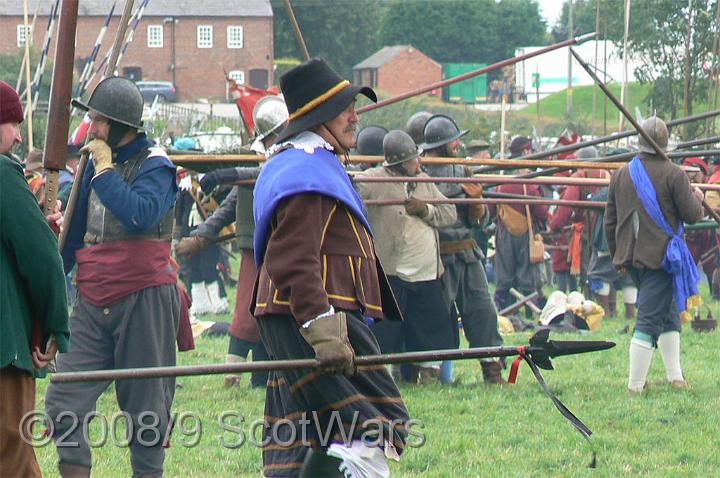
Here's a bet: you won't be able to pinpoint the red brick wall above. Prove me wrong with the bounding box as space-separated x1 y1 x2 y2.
377 48 442 97
0 15 273 101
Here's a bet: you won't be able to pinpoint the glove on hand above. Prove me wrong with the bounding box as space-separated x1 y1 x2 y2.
200 168 241 192
300 311 355 375
405 197 429 218
174 236 210 260
461 182 483 198
81 139 113 176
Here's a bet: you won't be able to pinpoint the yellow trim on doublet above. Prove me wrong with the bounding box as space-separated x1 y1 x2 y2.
320 203 337 249
287 80 350 121
344 207 368 258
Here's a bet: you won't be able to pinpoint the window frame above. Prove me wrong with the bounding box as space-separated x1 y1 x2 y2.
17 24 32 47
147 24 164 48
227 25 244 49
197 25 214 49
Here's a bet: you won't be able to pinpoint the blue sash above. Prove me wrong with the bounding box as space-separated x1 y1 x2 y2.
253 147 371 266
628 156 699 311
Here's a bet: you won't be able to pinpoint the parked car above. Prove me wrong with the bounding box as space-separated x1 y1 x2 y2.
135 80 177 102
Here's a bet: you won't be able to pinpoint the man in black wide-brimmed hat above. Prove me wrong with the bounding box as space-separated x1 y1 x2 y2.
252 58 409 477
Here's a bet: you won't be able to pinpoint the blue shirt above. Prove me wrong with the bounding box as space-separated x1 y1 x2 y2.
62 134 177 273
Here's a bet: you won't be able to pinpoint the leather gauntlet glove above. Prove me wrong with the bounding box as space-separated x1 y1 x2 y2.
405 197 429 218
81 139 113 176
461 183 486 220
300 311 355 375
174 236 210 259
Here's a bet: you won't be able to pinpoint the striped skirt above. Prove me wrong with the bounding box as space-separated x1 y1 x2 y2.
256 312 410 478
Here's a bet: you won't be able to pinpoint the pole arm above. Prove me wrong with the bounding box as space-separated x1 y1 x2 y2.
357 33 597 114
41 0 78 217
570 47 720 225
51 331 615 382
59 0 136 251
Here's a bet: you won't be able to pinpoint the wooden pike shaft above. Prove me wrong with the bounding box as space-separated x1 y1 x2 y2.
349 175 720 191
570 47 720 225
59 0 135 251
356 33 597 114
171 154 626 170
283 0 310 61
22 0 34 152
42 0 78 216
48 342 558 382
365 198 606 209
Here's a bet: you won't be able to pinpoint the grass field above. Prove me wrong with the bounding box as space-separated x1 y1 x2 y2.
33 279 720 477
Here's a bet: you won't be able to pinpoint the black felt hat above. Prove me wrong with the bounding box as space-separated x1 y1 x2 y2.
274 58 376 143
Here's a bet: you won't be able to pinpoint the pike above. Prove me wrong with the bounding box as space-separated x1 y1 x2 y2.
357 32 598 114
475 109 720 175
73 2 116 103
113 0 150 76
59 0 136 251
52 329 613 382
345 175 720 192
364 198 606 209
41 0 78 217
24 0 60 114
570 47 720 225
512 149 720 181
74 0 143 104
51 329 613 463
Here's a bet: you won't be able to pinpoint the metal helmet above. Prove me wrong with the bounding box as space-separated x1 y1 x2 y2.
382 129 422 166
71 77 144 129
405 111 433 145
356 125 388 156
577 146 599 160
420 114 469 151
253 95 288 142
637 116 669 154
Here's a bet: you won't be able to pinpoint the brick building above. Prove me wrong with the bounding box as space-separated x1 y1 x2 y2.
0 0 274 101
352 45 442 98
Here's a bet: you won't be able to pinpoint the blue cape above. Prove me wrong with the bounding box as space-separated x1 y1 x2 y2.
628 156 699 311
253 147 371 266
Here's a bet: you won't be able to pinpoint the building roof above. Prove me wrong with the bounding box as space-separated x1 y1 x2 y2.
353 46 411 70
0 0 273 17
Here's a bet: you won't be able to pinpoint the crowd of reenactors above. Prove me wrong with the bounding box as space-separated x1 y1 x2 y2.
2 54 718 477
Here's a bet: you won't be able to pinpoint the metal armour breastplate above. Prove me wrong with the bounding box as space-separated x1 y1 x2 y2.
85 149 174 244
235 185 255 249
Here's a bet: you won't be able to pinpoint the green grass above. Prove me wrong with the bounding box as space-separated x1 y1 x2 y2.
33 280 720 477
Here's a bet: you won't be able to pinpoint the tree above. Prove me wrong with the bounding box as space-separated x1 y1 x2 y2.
270 0 384 77
556 0 719 134
379 0 547 65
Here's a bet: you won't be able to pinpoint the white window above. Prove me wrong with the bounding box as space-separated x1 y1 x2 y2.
147 25 163 48
17 24 32 47
228 70 245 85
197 25 213 48
227 26 243 49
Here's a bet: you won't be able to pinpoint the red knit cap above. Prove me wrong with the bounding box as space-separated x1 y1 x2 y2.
0 80 24 125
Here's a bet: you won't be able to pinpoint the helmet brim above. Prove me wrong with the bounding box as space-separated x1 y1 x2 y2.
71 98 145 130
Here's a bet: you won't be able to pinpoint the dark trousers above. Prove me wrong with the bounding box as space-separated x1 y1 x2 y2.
441 257 503 348
45 285 179 477
188 243 221 284
629 267 681 343
371 276 456 354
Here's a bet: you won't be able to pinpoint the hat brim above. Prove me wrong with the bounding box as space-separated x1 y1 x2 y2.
419 129 469 151
71 98 145 130
274 85 376 144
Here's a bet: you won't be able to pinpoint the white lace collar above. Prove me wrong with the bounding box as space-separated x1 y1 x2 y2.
267 131 336 156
